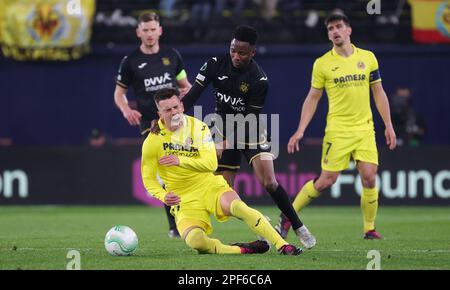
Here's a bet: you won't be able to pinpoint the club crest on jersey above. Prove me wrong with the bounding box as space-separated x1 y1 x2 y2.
240 82 249 93
357 61 365 70
162 57 171 66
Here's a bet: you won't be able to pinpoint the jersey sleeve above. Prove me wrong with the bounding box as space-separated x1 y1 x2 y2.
369 52 382 84
178 123 218 172
182 57 218 110
173 48 187 81
141 137 167 202
116 56 133 88
311 59 325 89
194 57 217 88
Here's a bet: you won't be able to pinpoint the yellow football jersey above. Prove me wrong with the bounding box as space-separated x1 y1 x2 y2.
311 44 382 132
141 115 218 204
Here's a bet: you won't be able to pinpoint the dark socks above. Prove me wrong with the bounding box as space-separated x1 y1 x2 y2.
267 185 303 230
164 204 177 230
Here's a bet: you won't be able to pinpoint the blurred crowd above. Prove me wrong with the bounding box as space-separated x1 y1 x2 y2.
94 0 411 44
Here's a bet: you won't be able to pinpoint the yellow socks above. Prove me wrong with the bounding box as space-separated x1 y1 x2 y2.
293 180 320 212
230 199 287 250
185 228 241 254
361 187 379 233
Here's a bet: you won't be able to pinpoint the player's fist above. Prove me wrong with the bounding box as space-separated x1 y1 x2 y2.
287 130 304 154
159 155 180 166
164 192 180 206
179 86 191 98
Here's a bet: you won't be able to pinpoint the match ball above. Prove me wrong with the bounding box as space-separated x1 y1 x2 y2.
104 225 138 256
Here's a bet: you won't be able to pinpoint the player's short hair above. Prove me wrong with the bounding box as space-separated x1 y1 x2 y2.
138 12 160 24
324 13 350 27
233 25 258 45
154 87 180 106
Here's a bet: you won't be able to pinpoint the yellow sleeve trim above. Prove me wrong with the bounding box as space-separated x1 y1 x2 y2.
176 69 187 81
370 79 382 85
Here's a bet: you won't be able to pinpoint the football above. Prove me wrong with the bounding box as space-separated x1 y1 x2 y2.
104 225 138 256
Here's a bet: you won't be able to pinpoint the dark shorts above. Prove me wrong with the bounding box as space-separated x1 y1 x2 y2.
216 137 274 172
210 119 274 172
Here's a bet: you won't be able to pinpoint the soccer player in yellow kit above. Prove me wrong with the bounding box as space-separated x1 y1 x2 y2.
141 87 302 255
276 14 397 240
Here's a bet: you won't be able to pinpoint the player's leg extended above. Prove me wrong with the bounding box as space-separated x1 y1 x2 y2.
220 190 289 251
292 170 340 212
182 225 241 254
292 133 347 214
357 161 381 238
251 154 304 230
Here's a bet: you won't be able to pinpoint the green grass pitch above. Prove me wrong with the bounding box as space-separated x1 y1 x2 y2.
1 206 449 270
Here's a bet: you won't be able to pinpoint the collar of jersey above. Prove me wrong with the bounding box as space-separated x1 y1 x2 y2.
331 44 358 59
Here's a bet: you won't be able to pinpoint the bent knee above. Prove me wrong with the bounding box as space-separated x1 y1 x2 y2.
185 228 208 252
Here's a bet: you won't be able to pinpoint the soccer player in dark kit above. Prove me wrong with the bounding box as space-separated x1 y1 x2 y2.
182 25 316 249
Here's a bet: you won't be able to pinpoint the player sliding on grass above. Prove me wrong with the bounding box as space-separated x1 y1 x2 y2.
141 87 302 255
276 13 397 240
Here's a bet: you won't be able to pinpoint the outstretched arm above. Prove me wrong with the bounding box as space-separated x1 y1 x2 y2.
181 80 207 111
287 87 323 154
371 82 397 150
182 58 216 111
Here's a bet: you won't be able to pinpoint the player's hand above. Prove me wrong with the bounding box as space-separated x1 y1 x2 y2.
122 108 141 126
164 192 180 206
215 140 229 159
150 119 161 135
159 155 180 166
287 130 304 154
385 125 397 150
179 86 191 98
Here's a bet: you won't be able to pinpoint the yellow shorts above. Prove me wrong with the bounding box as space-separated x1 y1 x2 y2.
321 130 378 172
171 175 233 237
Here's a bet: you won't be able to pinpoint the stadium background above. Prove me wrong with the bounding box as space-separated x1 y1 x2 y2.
0 0 449 206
